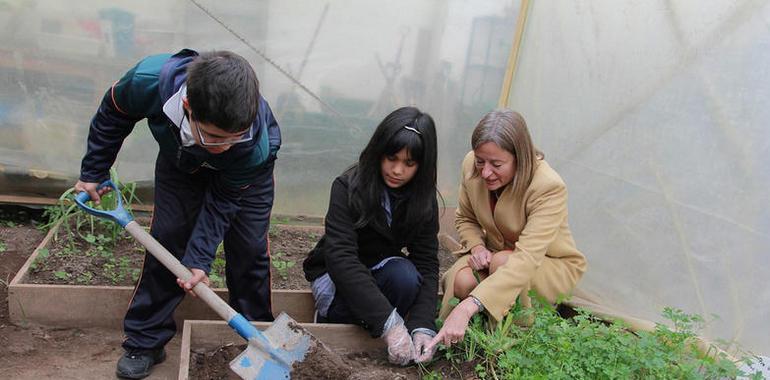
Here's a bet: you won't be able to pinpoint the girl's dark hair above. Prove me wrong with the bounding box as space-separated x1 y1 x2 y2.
186 50 259 132
349 106 438 229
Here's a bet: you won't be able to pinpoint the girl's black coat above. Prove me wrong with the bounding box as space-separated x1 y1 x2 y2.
303 170 439 337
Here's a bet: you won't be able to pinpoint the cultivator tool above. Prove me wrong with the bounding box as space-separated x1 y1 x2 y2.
76 180 324 379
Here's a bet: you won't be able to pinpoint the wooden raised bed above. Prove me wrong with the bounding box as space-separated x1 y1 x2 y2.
8 205 460 329
178 320 384 380
8 221 320 328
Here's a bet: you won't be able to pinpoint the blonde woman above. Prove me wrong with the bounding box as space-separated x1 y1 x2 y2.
427 110 587 351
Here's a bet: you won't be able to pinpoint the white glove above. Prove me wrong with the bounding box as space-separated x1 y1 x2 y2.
381 310 415 366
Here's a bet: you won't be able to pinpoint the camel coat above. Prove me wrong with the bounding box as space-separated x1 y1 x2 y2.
439 152 587 322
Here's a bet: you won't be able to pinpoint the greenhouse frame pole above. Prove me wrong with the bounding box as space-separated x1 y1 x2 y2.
498 0 531 108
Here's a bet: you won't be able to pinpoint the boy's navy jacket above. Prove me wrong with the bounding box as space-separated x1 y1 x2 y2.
80 49 281 273
303 168 440 337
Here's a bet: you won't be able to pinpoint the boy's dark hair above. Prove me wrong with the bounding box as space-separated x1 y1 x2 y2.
186 51 259 133
350 106 439 230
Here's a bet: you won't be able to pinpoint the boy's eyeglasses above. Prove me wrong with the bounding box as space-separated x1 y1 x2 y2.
192 117 254 146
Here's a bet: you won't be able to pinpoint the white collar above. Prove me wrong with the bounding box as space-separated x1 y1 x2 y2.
162 84 196 147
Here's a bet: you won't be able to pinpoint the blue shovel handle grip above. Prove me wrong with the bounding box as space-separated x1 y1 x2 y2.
74 180 134 227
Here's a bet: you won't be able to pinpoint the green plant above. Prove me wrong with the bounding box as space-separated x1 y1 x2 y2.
29 248 49 270
271 251 295 280
76 271 94 284
431 293 764 380
0 240 6 254
207 242 228 288
42 168 138 246
36 169 141 282
271 216 291 225
53 271 70 280
416 363 442 380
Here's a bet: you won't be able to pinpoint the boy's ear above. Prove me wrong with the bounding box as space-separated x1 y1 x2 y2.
182 97 191 112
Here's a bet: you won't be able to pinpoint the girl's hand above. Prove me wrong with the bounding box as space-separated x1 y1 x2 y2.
413 331 437 363
468 245 492 271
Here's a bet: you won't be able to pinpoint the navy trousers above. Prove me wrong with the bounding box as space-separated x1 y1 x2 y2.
326 257 422 324
123 153 274 350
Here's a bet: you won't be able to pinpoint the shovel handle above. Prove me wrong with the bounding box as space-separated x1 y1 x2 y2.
75 181 265 345
123 222 239 322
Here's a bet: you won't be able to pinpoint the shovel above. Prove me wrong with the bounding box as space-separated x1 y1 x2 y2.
75 180 313 379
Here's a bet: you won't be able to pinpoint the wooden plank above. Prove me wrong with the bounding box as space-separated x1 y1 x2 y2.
9 219 59 286
0 194 154 212
178 320 384 380
8 215 318 327
179 321 193 380
9 283 317 328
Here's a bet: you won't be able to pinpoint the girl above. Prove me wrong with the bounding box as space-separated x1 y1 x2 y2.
303 106 440 365
428 109 587 350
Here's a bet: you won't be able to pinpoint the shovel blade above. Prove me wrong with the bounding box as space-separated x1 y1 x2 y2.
229 313 313 380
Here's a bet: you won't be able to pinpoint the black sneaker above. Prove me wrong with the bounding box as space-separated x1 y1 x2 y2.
116 347 166 379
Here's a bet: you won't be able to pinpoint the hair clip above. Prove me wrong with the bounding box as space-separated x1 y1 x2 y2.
403 125 422 135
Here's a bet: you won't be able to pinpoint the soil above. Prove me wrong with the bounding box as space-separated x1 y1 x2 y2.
268 225 321 289
25 220 457 290
1 205 461 379
190 342 479 380
24 219 324 289
0 206 180 379
0 208 45 327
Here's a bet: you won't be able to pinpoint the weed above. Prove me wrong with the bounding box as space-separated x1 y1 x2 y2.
53 271 70 280
103 260 119 284
432 293 764 380
35 169 141 283
76 271 94 284
42 168 138 248
29 248 49 271
416 363 442 380
207 242 228 288
0 240 6 254
130 268 140 282
271 216 291 225
271 251 295 280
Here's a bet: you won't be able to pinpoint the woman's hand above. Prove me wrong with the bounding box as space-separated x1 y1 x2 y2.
468 245 492 271
425 298 479 352
176 268 210 297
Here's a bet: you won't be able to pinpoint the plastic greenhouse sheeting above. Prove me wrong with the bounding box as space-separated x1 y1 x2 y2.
0 0 518 213
2 0 768 359
508 0 770 354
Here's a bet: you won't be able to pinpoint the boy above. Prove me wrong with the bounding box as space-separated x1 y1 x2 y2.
75 49 280 379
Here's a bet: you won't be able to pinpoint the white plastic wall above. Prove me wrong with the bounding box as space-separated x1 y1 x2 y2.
0 0 519 213
509 0 770 354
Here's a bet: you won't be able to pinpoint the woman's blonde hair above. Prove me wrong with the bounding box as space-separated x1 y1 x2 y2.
471 109 543 201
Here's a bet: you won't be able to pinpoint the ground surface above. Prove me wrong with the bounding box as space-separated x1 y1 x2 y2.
0 207 182 379
190 343 478 380
25 219 320 290
26 221 454 290
1 206 460 379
